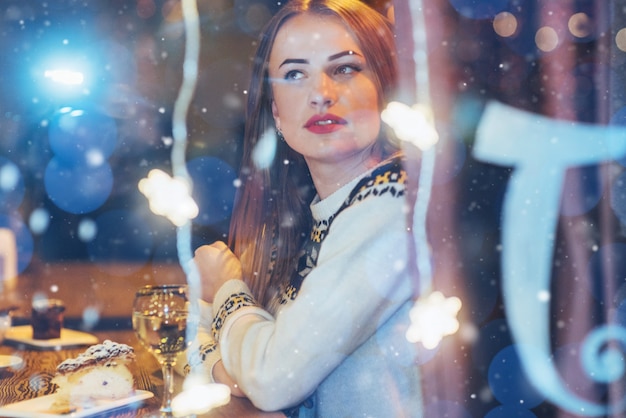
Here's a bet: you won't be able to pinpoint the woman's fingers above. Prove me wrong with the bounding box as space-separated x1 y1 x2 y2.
193 242 243 302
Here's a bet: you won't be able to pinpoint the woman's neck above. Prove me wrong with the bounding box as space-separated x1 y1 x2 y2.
306 149 383 200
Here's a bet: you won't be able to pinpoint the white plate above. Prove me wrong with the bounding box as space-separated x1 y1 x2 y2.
4 326 99 349
0 390 154 417
0 354 22 369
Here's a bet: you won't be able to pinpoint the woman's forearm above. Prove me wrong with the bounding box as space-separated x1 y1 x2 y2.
213 360 246 397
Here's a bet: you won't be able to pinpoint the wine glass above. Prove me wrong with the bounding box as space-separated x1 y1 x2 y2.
132 284 189 415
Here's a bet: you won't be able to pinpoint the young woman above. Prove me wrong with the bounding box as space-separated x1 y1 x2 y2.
186 1 423 416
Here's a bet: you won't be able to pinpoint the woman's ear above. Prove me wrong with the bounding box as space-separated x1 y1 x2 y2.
271 100 281 131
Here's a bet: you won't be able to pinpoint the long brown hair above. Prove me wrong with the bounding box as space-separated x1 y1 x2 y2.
228 0 399 307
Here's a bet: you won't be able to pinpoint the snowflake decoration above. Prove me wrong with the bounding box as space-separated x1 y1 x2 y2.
381 101 439 150
172 374 231 417
406 291 462 349
138 168 199 226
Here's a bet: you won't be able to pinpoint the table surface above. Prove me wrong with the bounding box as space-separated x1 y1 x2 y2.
0 262 285 416
0 328 284 418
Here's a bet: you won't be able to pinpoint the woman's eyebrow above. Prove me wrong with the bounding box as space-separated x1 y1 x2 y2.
328 50 363 61
279 58 308 68
278 50 363 69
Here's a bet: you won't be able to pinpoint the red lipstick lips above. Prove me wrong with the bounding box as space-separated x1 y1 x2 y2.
304 114 347 134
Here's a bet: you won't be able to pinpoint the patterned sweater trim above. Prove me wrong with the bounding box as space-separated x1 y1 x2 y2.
279 155 407 305
212 291 257 340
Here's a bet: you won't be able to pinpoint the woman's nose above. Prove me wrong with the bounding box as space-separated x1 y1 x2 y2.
309 74 336 111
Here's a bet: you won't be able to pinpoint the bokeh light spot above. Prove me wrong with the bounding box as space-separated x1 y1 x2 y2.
86 149 105 167
537 290 550 302
48 107 117 166
488 345 545 408
615 28 626 52
493 12 518 38
78 218 98 242
44 157 113 214
0 161 19 191
82 306 101 330
535 26 559 52
28 208 50 235
0 158 25 213
568 13 592 38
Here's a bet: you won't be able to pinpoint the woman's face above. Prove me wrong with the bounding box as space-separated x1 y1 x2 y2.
268 13 381 168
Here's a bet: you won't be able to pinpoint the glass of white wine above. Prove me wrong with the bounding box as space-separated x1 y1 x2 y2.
132 284 189 415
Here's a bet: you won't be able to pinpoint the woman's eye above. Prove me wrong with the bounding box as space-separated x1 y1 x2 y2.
284 70 304 80
335 64 362 76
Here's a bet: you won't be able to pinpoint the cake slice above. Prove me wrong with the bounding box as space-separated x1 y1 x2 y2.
51 340 136 411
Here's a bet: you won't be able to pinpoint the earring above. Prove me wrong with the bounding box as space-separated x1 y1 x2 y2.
276 128 285 142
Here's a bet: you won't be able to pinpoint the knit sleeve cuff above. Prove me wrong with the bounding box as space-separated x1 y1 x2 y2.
177 332 222 382
211 279 273 341
211 279 257 340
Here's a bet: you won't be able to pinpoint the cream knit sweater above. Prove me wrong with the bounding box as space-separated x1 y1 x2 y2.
189 156 423 417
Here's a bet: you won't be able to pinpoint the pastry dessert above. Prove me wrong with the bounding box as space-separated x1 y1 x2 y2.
51 340 136 411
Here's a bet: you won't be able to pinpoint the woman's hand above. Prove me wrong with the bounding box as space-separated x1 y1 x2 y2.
194 241 243 303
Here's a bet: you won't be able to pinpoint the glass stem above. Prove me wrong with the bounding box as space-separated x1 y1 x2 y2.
161 362 175 413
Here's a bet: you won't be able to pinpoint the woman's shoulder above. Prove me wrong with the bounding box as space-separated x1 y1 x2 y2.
346 152 407 206
310 152 406 222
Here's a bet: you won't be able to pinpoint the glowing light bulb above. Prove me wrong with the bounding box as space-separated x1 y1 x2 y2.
44 69 84 85
138 168 199 226
405 291 462 349
171 374 231 417
381 101 439 151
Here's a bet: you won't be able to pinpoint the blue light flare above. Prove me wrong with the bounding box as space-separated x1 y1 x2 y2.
44 156 113 214
48 107 117 167
44 69 84 85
